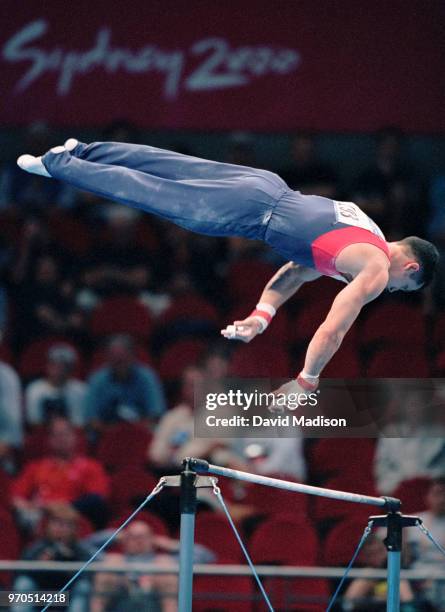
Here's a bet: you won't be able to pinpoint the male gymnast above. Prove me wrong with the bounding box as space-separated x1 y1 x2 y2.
17 139 439 392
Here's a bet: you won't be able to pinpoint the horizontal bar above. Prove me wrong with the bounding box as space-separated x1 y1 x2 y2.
202 462 388 508
0 561 443 580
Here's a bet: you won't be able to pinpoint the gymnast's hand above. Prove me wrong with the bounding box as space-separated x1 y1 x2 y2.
220 317 263 342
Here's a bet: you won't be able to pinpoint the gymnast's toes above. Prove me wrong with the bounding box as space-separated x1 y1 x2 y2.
17 154 51 178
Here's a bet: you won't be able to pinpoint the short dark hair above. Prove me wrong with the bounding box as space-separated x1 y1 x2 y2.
399 236 440 287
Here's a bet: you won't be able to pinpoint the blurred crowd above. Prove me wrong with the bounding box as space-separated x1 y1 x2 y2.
0 122 444 610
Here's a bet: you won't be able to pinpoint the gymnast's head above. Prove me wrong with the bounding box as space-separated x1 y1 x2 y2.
386 236 439 293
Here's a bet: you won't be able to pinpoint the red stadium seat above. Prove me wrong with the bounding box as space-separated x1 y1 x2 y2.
289 299 330 345
227 259 276 304
322 343 361 377
435 349 445 375
195 511 243 562
0 508 21 587
0 342 13 365
308 438 376 481
23 426 88 462
89 297 153 339
47 213 93 256
361 302 426 348
158 293 220 327
432 312 445 352
18 337 83 380
250 515 318 565
193 575 254 612
365 346 430 377
96 422 152 470
250 516 327 611
257 577 329 612
109 467 159 515
392 477 432 513
158 339 207 380
0 469 12 509
229 338 291 377
241 482 308 519
313 476 378 524
322 518 370 566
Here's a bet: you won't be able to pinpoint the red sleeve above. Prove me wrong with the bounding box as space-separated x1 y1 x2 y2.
82 459 110 498
12 463 38 500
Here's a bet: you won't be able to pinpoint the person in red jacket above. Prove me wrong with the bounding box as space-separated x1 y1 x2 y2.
12 417 110 530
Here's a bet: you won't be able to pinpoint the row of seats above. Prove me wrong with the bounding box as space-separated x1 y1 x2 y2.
6 331 443 383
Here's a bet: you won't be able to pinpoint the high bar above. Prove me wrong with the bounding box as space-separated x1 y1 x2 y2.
188 458 399 510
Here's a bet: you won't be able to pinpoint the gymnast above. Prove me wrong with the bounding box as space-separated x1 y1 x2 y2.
18 139 439 392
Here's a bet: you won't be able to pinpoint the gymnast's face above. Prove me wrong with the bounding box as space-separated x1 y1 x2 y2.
386 264 422 293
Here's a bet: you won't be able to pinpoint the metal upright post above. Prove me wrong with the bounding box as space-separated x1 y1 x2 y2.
385 512 403 612
177 459 197 612
370 511 419 612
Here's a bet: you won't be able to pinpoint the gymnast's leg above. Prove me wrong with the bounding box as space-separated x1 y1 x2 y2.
20 144 273 238
67 140 252 181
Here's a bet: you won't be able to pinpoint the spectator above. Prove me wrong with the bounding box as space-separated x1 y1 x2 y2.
81 207 151 299
25 344 87 427
279 133 338 198
149 365 204 468
12 245 83 351
352 127 423 238
222 437 307 481
0 359 23 469
374 389 445 494
342 534 418 611
90 520 214 612
12 417 109 530
86 335 166 426
12 503 91 612
118 520 177 611
406 477 445 610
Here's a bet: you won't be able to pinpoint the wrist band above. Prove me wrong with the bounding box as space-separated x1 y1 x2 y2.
250 302 276 333
297 374 318 392
300 370 320 381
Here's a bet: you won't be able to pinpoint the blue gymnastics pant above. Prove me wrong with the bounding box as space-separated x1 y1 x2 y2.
42 141 287 240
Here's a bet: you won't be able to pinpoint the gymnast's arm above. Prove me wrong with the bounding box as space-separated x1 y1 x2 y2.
301 265 389 380
259 262 322 309
221 262 321 342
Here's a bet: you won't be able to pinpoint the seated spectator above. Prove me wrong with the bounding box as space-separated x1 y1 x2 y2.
149 366 204 469
279 133 338 198
90 520 214 612
352 126 423 239
86 335 166 427
81 207 151 299
375 437 445 496
25 344 87 427
12 248 83 350
0 359 23 469
12 503 91 612
342 534 418 611
12 417 109 530
406 477 445 610
374 389 445 494
217 437 307 481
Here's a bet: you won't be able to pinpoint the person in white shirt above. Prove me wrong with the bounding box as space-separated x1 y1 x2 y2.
25 345 87 427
